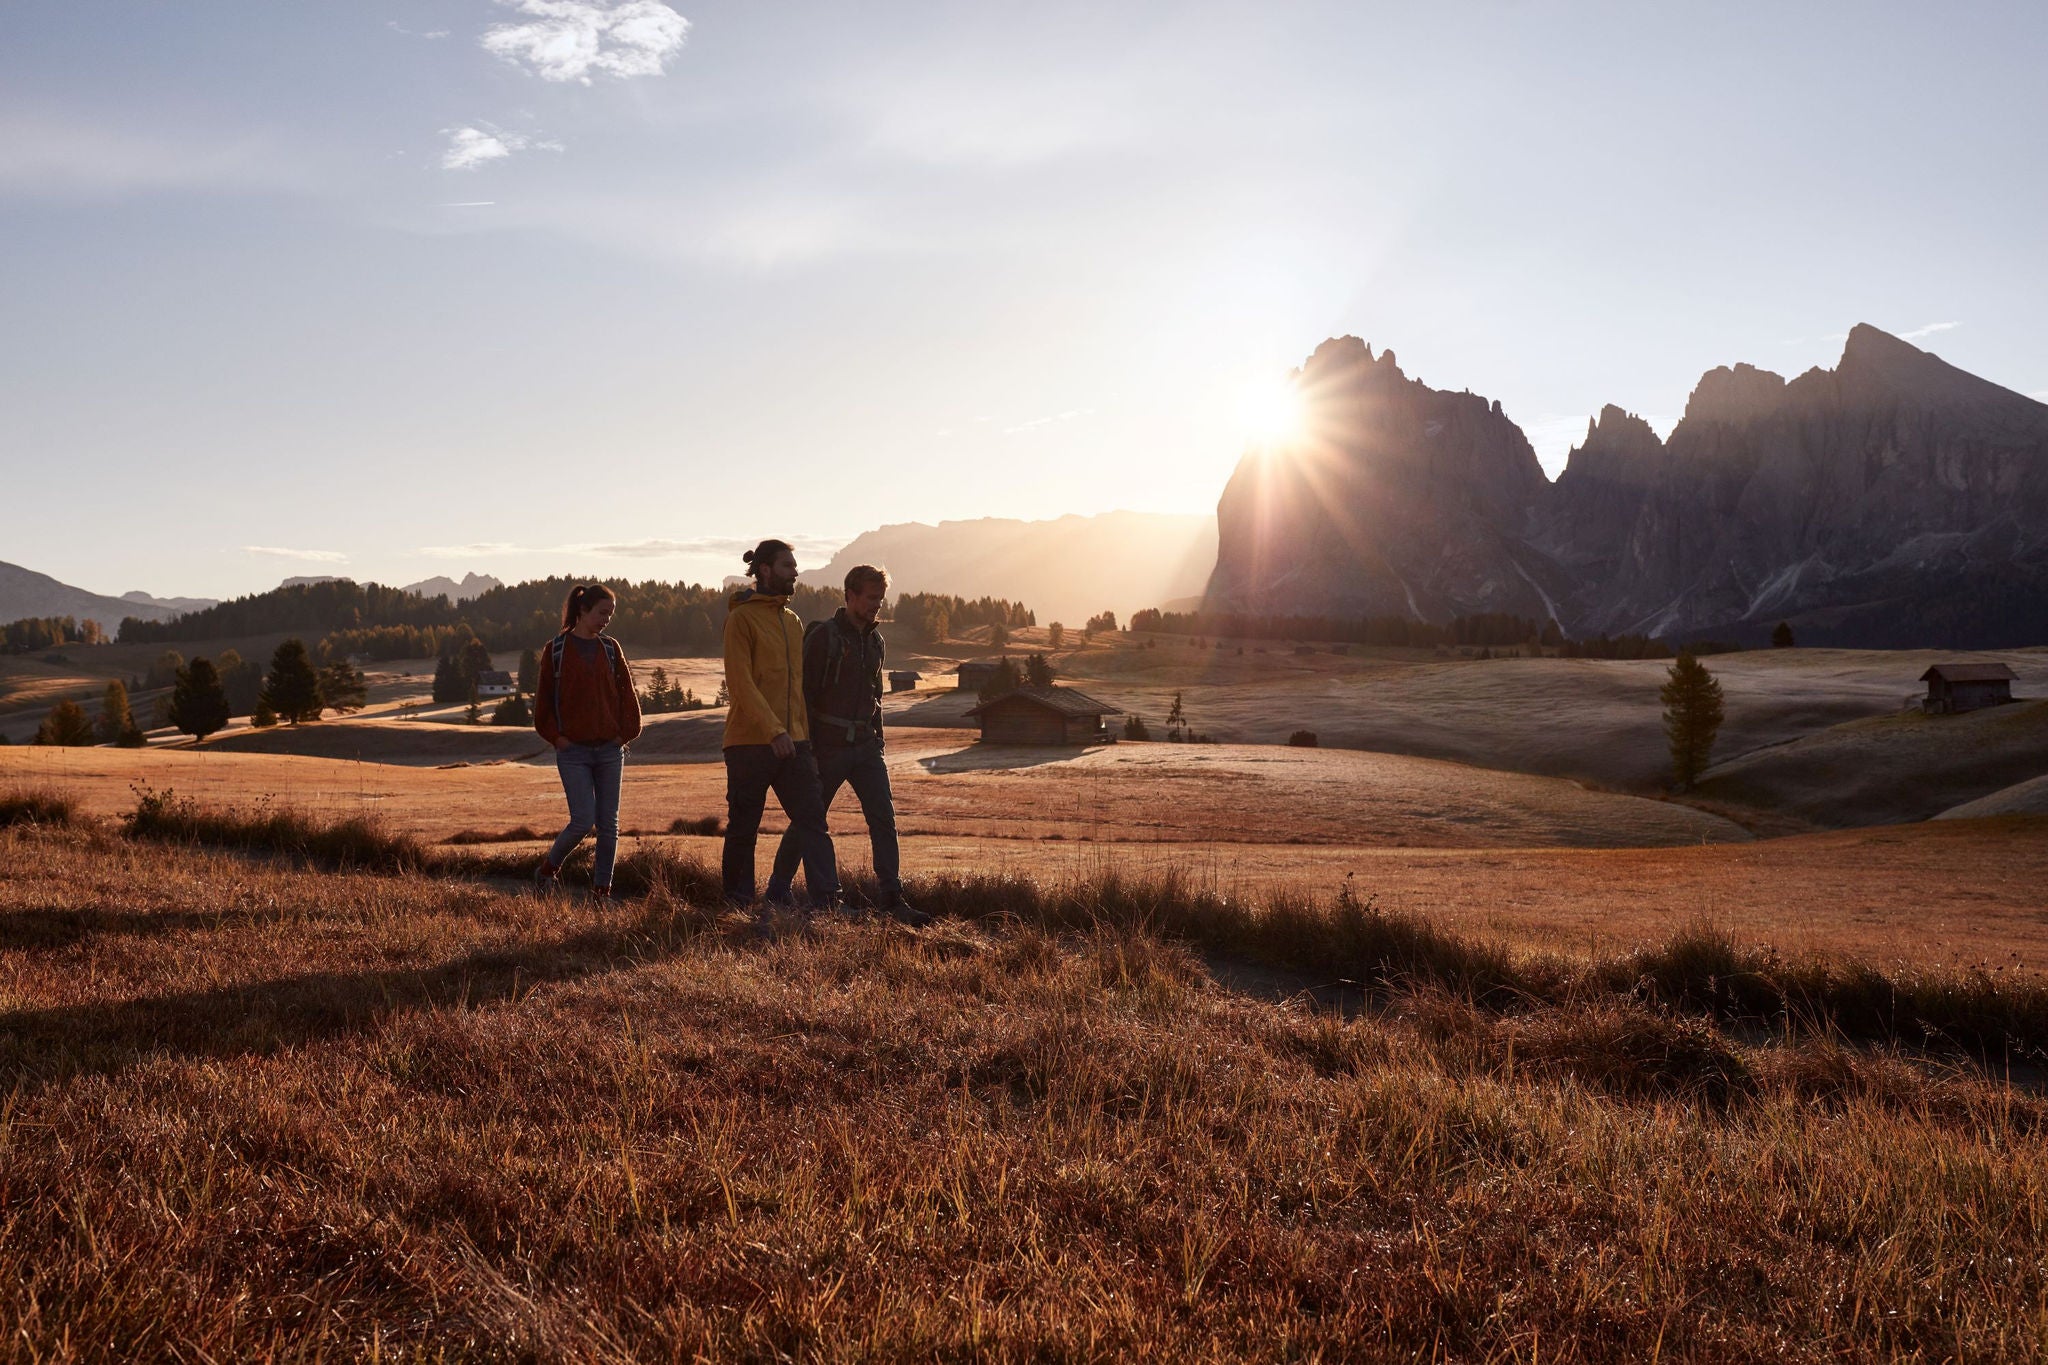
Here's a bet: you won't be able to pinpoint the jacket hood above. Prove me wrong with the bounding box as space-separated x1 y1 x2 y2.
729 588 791 609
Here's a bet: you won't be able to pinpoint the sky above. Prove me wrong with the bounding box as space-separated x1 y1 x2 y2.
4 1 2045 601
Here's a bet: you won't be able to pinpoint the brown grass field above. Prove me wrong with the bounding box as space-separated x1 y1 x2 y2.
7 638 2048 1356
2 812 2046 1361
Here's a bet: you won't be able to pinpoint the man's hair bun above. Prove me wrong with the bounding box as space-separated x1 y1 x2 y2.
742 549 756 564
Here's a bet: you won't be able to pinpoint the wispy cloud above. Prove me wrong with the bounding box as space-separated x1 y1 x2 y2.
1001 409 1092 436
1899 320 1959 342
0 114 299 199
441 126 562 171
419 535 846 561
481 0 690 85
439 201 497 208
244 546 348 563
388 20 450 39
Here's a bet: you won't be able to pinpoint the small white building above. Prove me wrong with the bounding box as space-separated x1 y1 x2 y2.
475 669 516 699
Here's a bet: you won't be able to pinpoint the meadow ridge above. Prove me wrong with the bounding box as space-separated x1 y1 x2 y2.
2 817 2045 1360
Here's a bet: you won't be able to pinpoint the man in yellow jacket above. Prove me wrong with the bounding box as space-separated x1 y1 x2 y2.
721 537 838 911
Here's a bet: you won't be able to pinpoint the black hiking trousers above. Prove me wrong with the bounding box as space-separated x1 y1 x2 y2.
721 741 838 907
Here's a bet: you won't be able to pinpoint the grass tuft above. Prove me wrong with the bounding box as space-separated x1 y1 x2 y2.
0 785 79 829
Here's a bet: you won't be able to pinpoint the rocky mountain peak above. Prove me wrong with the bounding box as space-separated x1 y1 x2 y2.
1680 362 1788 426
1559 405 1664 489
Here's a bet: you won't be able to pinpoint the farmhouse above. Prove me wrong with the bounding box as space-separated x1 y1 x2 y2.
475 669 516 699
887 670 921 693
965 686 1120 746
1920 662 2016 714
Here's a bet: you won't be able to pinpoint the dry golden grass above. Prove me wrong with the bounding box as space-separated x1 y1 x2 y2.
3 823 2046 1361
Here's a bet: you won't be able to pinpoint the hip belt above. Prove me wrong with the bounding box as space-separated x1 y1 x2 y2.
811 708 879 745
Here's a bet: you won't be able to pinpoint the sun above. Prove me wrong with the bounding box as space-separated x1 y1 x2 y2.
1234 374 1306 446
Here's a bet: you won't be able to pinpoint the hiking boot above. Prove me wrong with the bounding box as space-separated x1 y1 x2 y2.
590 885 614 902
533 858 561 889
882 897 932 928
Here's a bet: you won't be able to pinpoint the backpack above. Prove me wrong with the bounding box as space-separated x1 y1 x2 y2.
548 630 629 733
805 618 881 697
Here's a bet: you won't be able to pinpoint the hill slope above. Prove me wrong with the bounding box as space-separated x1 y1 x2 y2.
0 561 187 628
807 511 1215 624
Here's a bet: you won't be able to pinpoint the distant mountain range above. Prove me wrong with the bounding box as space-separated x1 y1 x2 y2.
1207 326 2048 647
281 572 503 602
0 562 213 628
805 511 1216 625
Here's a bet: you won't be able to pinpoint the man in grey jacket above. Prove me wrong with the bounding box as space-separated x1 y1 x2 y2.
764 563 930 925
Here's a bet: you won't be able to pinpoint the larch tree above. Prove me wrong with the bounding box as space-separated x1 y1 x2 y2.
169 659 232 742
1660 650 1725 790
263 639 325 725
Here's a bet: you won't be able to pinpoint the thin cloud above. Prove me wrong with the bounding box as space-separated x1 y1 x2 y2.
244 546 348 564
388 21 450 38
441 126 562 171
419 535 847 561
1001 409 1092 436
439 201 498 207
480 0 690 85
1899 320 1959 342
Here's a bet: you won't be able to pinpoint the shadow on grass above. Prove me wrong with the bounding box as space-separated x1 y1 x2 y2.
0 905 291 952
0 905 720 1091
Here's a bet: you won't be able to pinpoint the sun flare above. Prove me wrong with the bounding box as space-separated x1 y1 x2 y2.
1234 374 1306 446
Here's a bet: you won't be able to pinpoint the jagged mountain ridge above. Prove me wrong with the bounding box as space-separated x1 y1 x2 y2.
1206 326 2048 646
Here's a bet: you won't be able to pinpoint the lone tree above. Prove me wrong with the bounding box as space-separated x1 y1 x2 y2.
263 639 325 725
94 680 135 745
319 657 368 714
492 692 533 727
1771 620 1796 649
1047 622 1064 651
517 647 540 696
988 621 1009 648
35 699 95 746
1661 650 1725 790
169 659 232 742
1166 690 1186 741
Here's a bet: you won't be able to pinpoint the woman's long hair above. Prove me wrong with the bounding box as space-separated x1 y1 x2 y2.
562 583 617 630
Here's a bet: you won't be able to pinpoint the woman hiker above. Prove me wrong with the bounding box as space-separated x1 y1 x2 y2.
533 583 642 898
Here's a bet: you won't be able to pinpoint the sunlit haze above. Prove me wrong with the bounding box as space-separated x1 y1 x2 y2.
4 2 2045 599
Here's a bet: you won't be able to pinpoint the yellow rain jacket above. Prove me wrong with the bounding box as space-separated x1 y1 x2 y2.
721 589 810 747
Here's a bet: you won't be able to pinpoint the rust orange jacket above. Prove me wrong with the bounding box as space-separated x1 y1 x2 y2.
533 631 643 747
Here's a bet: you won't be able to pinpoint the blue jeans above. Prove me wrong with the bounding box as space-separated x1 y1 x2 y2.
767 738 898 903
722 742 838 906
548 741 623 888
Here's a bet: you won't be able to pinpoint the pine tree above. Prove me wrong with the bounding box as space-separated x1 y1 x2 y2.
492 693 533 726
1771 620 1796 649
251 697 279 728
989 621 1009 647
642 666 674 714
95 681 134 744
1024 654 1054 688
1661 651 1725 790
169 659 232 742
1047 622 1064 650
980 657 1021 700
458 640 494 695
432 654 465 704
263 639 325 724
517 648 540 696
465 682 482 725
715 678 730 707
318 658 368 714
35 699 95 746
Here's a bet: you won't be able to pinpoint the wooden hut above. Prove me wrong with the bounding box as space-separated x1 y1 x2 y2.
1920 663 2016 714
965 686 1120 746
887 670 922 693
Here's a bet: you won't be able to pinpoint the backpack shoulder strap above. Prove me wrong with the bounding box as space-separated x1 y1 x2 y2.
548 631 569 730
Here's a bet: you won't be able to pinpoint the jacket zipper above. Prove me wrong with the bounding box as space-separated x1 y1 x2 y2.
783 608 795 741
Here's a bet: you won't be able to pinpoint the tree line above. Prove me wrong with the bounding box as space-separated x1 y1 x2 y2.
2 616 108 654
1126 608 1556 649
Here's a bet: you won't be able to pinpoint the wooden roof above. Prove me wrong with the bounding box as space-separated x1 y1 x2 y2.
964 686 1120 720
1920 663 2016 684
